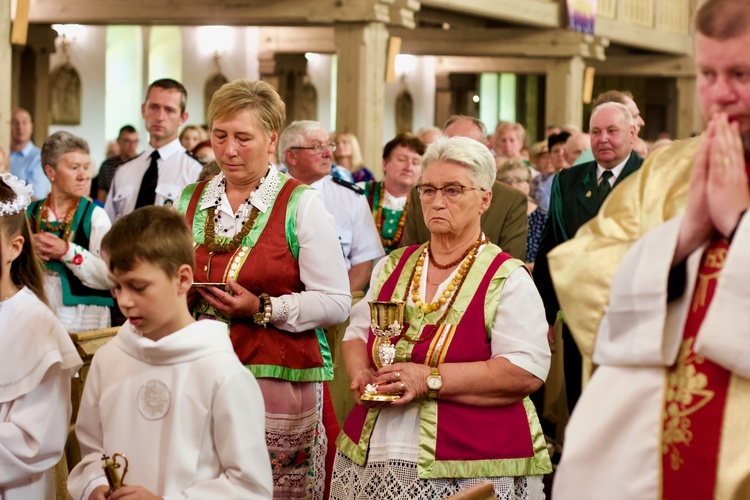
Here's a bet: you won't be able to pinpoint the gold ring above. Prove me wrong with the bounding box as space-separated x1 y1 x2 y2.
724 156 730 166
400 382 406 391
395 372 400 380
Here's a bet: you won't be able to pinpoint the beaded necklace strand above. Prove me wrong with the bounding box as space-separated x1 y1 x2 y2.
36 197 80 242
400 235 486 341
374 181 408 249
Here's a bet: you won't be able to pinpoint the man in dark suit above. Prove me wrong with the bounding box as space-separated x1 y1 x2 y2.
401 115 528 260
534 101 643 415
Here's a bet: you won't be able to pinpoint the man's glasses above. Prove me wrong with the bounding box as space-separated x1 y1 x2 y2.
289 143 337 154
498 177 528 185
416 183 485 201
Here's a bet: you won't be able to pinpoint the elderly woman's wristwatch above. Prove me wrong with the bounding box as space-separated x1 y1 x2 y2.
426 367 443 399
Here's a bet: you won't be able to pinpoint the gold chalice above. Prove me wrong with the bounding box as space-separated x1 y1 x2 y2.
102 452 129 495
360 301 405 402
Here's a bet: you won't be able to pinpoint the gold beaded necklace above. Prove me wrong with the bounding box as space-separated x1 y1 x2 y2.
409 235 485 320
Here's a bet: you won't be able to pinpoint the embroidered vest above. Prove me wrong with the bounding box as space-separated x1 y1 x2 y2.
337 244 551 479
181 176 333 382
27 197 114 307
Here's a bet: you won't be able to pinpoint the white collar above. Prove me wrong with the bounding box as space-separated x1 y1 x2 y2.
596 154 630 181
144 137 183 161
199 164 280 214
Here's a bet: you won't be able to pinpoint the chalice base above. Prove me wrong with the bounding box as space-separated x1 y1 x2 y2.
359 392 401 402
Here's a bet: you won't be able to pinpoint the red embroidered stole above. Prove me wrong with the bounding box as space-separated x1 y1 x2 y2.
661 235 731 499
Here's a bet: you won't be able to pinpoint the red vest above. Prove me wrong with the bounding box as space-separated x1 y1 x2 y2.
185 179 331 381
340 245 550 477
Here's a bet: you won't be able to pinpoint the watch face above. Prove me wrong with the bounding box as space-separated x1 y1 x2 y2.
427 376 442 390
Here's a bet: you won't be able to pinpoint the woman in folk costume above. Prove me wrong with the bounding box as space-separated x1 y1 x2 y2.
0 174 83 499
331 137 551 499
27 131 113 332
361 134 425 254
177 79 350 499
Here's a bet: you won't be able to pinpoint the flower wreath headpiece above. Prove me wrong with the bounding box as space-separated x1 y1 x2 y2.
0 173 33 217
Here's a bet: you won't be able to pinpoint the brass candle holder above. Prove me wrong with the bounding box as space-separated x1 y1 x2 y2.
360 301 405 402
101 453 129 495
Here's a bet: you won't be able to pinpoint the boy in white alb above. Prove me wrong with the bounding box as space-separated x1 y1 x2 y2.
67 206 272 500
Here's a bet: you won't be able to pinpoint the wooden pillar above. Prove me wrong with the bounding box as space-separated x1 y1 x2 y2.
334 22 387 178
545 56 585 130
434 72 451 130
675 76 700 139
0 0 11 148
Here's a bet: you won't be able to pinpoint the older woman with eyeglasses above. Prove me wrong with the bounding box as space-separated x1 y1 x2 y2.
497 159 548 271
331 136 551 499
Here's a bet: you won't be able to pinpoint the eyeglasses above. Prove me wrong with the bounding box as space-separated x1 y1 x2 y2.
499 177 528 185
416 183 486 201
289 143 336 154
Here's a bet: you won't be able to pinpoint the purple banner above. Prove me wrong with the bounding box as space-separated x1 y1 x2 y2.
567 0 597 34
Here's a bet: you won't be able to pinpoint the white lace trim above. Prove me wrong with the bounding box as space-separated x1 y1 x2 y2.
272 296 291 324
330 452 545 500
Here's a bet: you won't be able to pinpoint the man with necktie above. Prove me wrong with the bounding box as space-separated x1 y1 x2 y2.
533 101 643 419
105 79 203 221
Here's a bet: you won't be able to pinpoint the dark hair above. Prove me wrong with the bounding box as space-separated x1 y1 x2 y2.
118 125 137 136
382 133 426 160
145 79 188 114
101 206 194 276
548 131 571 151
696 0 750 40
0 181 47 304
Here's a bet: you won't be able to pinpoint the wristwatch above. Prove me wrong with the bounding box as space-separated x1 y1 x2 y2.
426 367 443 399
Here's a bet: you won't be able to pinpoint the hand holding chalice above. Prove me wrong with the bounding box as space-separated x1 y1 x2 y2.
101 452 129 495
359 301 405 402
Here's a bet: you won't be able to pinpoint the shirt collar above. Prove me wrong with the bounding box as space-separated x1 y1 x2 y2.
144 138 183 161
596 154 629 181
12 142 36 157
199 164 280 214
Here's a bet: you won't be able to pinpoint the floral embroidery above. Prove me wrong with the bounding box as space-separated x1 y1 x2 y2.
270 447 311 470
71 248 84 266
662 338 715 471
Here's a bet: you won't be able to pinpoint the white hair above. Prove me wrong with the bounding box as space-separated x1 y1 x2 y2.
278 120 326 165
421 136 496 191
590 102 633 128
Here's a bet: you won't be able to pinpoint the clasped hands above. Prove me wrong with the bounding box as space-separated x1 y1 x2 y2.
350 362 432 407
195 278 261 319
32 232 69 261
677 112 750 261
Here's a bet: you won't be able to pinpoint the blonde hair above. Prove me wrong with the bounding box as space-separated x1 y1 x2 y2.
496 159 531 182
332 131 365 170
207 80 286 137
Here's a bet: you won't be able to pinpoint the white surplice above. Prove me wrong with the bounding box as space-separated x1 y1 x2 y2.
0 287 83 500
554 213 750 500
68 319 273 500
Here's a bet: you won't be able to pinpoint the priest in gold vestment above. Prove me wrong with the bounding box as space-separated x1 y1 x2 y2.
552 0 750 498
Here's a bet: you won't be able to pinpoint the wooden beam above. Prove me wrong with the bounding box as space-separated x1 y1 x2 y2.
435 56 549 75
420 0 559 28
394 27 608 59
258 27 336 55
27 0 407 26
591 55 695 77
595 16 693 56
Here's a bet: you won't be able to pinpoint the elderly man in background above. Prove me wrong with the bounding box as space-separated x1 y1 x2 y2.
279 120 384 293
9 108 49 198
401 115 528 260
564 132 591 166
534 102 643 419
553 0 750 498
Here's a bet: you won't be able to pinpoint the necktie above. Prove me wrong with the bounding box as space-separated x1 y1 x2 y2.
135 150 160 208
597 170 614 204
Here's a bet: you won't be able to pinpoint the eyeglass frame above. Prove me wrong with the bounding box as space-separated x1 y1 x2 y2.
498 176 529 185
289 143 337 154
416 183 487 201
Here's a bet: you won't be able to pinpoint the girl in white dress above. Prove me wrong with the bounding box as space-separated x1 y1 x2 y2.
0 173 83 499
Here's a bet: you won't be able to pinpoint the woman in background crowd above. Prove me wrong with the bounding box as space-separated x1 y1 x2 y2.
333 131 375 183
27 131 113 332
180 124 208 153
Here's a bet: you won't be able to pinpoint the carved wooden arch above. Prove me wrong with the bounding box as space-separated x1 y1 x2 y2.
395 89 413 134
204 73 229 122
